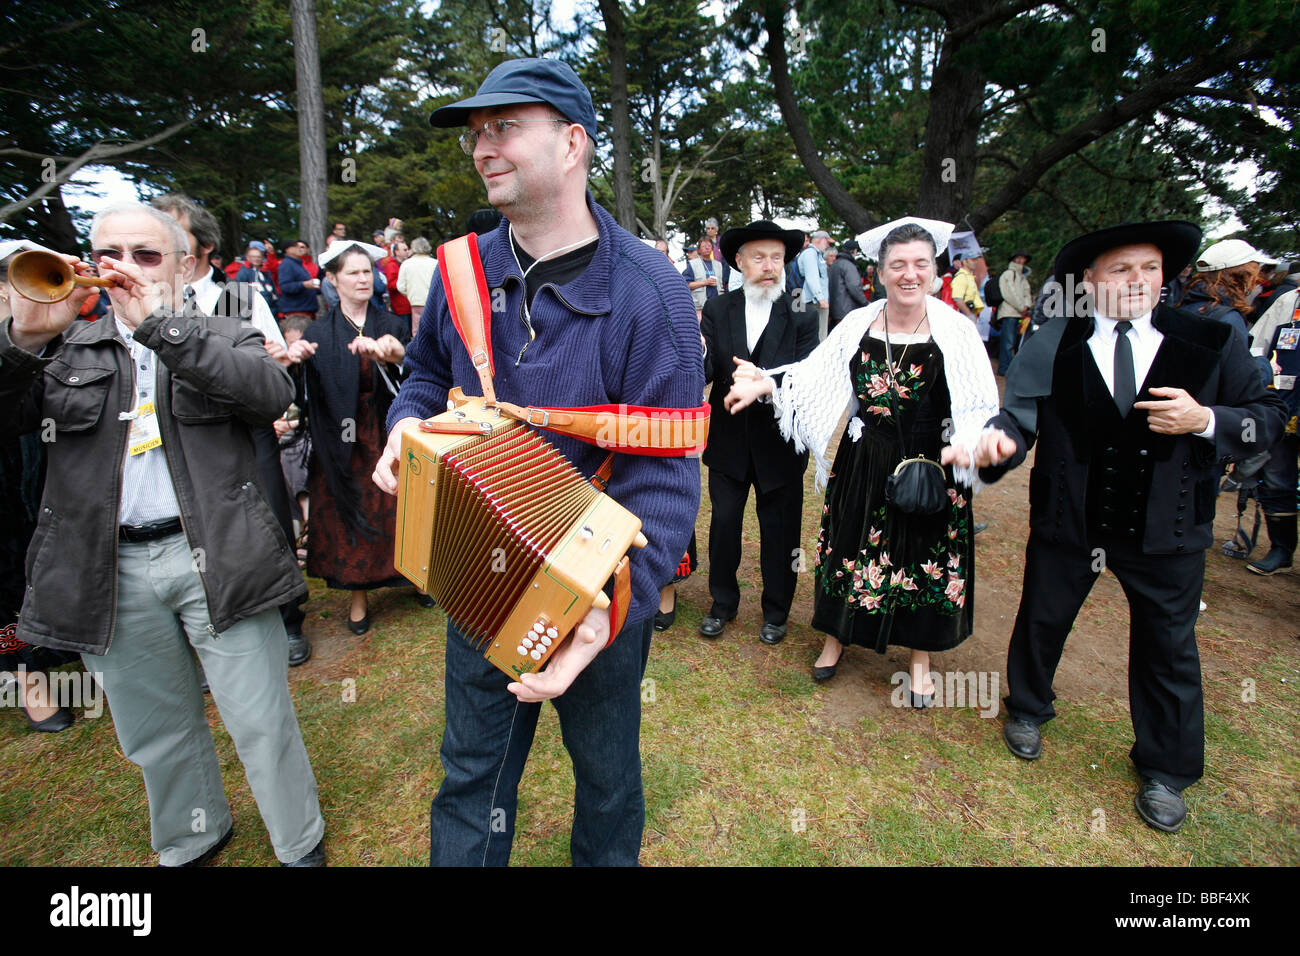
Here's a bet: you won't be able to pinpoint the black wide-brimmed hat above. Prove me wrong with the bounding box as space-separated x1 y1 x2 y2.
1053 220 1201 286
719 220 805 269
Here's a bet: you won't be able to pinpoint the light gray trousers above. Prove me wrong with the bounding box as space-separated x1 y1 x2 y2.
87 532 323 865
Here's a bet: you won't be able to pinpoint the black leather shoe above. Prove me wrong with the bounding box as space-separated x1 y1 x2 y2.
812 648 843 682
166 826 233 867
25 705 75 733
282 839 326 867
348 614 370 635
416 592 437 607
699 612 734 638
1003 717 1042 760
653 603 676 631
1135 778 1187 833
287 631 311 667
759 622 787 645
974 521 989 535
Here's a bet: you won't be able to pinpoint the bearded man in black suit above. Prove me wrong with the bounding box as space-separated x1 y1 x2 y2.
946 221 1287 833
699 221 819 644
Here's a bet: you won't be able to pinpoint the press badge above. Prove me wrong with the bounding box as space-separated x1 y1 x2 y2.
1277 327 1300 350
123 401 162 455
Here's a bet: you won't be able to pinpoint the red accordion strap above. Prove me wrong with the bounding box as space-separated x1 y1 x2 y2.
436 234 496 406
436 233 711 457
606 557 631 646
495 400 710 456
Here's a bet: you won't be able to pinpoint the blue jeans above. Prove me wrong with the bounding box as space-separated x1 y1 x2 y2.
997 315 1019 374
430 615 654 866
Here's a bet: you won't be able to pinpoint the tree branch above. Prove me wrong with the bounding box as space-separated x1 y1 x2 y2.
968 36 1270 230
0 119 195 224
1030 177 1091 232
948 0 1047 44
759 0 878 233
1186 86 1295 109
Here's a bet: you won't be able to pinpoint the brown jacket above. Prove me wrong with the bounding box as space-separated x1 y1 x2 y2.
0 308 305 656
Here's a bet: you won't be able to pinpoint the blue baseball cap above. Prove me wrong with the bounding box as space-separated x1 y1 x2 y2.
429 57 598 139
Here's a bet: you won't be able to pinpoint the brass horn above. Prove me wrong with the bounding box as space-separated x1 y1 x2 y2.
8 249 116 304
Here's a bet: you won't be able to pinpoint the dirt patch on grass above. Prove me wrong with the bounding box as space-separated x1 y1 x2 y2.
674 366 1297 729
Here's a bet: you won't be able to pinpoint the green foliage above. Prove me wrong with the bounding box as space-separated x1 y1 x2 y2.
737 0 1297 253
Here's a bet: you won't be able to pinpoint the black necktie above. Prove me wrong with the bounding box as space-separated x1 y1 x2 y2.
1113 320 1135 416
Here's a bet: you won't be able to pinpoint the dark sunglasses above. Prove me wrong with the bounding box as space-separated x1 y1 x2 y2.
91 248 179 267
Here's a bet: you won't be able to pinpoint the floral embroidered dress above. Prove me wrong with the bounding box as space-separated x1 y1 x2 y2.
811 329 974 652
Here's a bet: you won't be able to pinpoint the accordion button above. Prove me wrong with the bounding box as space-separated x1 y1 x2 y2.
532 622 545 635
522 637 534 649
546 627 558 639
530 649 542 661
540 636 552 647
516 645 528 656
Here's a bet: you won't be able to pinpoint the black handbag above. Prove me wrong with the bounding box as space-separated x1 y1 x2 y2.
881 321 948 516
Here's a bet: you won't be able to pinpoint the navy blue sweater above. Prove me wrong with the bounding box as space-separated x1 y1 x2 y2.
278 257 318 313
388 194 705 626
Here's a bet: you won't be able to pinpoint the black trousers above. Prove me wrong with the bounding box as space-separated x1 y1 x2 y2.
707 464 803 625
1005 533 1205 791
252 425 306 636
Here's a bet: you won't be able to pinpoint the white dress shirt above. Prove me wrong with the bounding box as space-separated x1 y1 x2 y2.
190 270 286 349
744 295 773 354
1087 309 1214 438
115 316 182 526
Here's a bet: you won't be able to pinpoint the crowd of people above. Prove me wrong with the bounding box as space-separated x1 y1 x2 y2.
0 55 1295 865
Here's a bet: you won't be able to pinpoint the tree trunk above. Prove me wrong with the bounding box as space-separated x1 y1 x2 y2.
290 0 328 253
915 38 986 225
598 0 638 232
760 0 877 234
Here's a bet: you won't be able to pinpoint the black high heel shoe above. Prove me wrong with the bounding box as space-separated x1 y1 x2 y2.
25 705 75 733
812 646 844 682
653 597 676 631
348 613 370 635
908 673 935 708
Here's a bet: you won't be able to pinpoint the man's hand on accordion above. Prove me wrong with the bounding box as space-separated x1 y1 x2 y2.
508 605 610 703
374 417 421 495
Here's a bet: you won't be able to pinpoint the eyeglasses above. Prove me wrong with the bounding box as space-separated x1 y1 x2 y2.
458 118 571 155
91 248 181 267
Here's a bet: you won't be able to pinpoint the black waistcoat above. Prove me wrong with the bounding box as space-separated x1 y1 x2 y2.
1081 351 1157 544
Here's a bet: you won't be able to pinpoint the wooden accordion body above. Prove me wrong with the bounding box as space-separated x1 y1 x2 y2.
395 390 644 679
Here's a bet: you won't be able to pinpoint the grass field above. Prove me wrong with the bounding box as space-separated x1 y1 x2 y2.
2 451 1298 866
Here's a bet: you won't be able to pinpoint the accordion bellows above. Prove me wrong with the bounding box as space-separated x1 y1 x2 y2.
395 391 644 679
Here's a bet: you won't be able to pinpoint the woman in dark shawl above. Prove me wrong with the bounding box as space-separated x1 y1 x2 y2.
289 241 417 633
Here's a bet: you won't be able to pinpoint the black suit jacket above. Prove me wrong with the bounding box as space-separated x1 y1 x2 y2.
701 289 818 491
981 303 1287 555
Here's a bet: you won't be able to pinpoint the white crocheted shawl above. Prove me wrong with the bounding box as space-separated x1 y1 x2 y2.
766 297 1000 493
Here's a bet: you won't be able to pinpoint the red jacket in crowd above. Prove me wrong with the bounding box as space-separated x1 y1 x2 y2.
380 255 410 316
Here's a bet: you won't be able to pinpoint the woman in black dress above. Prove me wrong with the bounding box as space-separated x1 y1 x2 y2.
287 242 419 634
724 220 1000 706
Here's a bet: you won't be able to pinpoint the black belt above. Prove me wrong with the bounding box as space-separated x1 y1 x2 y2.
118 517 183 542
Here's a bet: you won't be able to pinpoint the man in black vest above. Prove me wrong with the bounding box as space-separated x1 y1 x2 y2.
946 221 1287 833
700 221 818 643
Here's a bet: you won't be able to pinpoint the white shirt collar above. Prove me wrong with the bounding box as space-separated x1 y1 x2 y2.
1093 309 1154 335
189 269 215 299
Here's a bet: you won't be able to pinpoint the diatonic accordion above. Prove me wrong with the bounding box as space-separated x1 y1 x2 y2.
394 390 644 679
